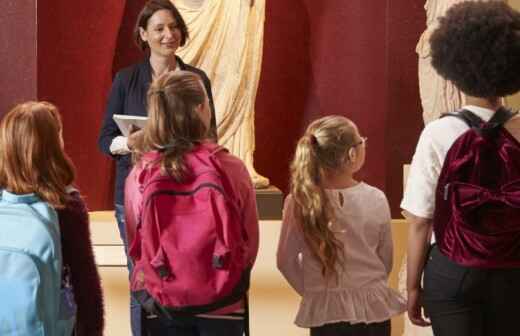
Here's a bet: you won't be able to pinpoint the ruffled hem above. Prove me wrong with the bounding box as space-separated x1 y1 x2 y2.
295 283 407 328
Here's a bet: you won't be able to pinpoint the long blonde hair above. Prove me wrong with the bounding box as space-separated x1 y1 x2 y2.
290 115 359 278
0 101 75 208
134 71 209 181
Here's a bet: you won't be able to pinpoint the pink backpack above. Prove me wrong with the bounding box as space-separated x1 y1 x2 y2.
128 143 251 315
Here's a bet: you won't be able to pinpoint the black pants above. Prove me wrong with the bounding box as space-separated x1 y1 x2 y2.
145 314 244 336
310 320 390 336
423 245 520 336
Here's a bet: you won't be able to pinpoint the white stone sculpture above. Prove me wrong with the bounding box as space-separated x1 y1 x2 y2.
172 0 270 188
417 0 467 124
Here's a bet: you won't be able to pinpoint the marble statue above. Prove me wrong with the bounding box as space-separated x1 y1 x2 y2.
172 0 270 188
417 0 467 124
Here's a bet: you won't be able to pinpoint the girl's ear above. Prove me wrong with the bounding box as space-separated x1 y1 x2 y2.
194 103 204 114
348 147 357 162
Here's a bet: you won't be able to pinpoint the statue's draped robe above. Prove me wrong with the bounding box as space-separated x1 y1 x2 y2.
417 0 466 124
172 0 269 187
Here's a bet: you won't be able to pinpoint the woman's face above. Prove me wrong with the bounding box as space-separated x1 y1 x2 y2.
140 9 181 58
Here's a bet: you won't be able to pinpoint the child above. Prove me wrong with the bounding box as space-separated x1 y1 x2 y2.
0 101 104 335
124 71 259 336
402 3 520 335
277 115 405 336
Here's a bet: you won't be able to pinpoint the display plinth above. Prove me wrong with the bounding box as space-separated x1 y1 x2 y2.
255 185 283 220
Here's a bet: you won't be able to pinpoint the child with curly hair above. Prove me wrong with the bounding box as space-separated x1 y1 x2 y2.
402 2 520 335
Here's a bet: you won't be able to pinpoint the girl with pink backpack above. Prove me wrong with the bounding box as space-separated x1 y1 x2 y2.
124 71 259 336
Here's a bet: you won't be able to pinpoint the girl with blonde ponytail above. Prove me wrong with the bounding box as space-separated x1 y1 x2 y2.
277 115 405 336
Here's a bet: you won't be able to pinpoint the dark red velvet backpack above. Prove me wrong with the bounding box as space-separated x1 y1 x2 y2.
433 107 520 268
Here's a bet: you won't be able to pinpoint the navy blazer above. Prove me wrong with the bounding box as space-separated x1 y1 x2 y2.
98 56 217 205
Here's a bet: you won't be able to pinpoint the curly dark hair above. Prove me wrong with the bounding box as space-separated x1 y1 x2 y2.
430 2 520 98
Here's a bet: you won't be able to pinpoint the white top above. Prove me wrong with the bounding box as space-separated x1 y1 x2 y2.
401 106 496 224
277 182 406 327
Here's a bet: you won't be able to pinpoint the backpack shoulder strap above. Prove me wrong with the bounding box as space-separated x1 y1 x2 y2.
203 144 241 211
200 142 228 157
441 110 483 128
441 108 518 137
486 107 517 128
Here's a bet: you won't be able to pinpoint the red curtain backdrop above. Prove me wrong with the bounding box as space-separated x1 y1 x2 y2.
385 1 426 216
36 0 126 209
1 0 424 216
0 0 37 117
255 0 424 216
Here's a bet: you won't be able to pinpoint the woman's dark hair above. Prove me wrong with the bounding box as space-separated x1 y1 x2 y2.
134 0 189 51
430 2 520 98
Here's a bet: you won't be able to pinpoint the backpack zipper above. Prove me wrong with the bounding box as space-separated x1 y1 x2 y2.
144 182 227 207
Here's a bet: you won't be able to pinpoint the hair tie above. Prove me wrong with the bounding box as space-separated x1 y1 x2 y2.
309 134 318 146
153 89 166 99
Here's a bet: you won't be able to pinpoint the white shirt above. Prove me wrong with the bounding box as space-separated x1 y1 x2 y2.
401 105 496 223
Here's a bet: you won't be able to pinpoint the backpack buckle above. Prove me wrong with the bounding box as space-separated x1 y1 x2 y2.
212 253 229 269
156 265 172 279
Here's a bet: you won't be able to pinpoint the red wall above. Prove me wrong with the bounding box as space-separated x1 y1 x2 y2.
255 0 424 216
2 1 424 216
0 0 37 117
385 1 425 216
37 0 126 209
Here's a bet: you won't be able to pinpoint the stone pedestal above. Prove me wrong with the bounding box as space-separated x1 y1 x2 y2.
255 185 283 220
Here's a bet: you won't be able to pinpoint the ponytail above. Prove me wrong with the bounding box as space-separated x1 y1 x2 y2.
133 71 207 181
290 133 344 279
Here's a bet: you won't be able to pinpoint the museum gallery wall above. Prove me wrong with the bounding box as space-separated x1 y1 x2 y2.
0 0 425 216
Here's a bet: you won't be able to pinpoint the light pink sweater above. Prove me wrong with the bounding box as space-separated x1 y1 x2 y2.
277 182 406 327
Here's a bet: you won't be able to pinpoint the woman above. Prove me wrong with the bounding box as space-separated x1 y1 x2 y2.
402 2 520 336
0 101 104 335
97 1 216 334
124 70 259 336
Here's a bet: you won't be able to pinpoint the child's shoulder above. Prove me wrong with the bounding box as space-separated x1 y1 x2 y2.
59 187 88 219
357 182 388 203
214 147 249 178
